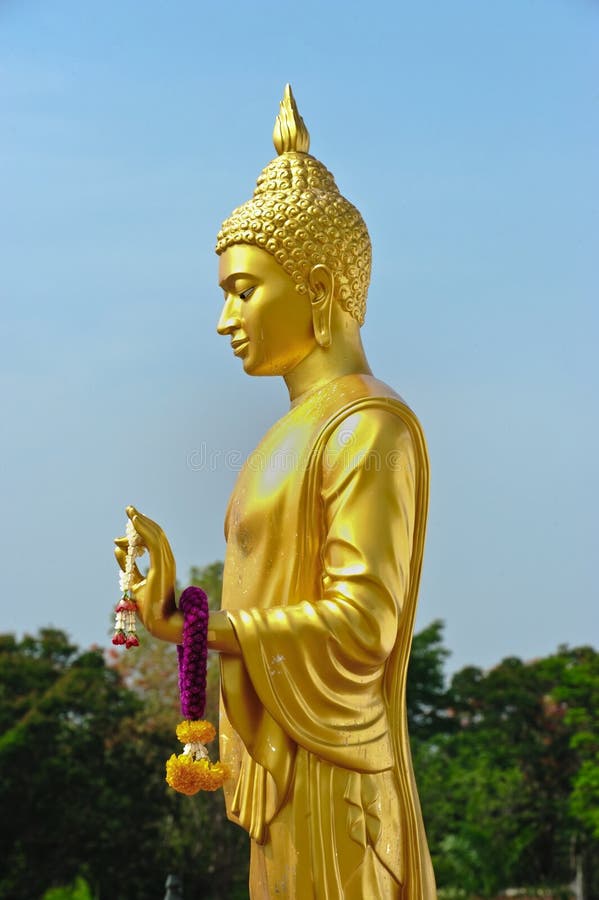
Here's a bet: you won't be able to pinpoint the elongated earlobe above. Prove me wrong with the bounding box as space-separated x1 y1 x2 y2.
308 265 334 349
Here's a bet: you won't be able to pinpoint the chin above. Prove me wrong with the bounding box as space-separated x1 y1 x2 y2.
242 355 283 377
242 359 268 376
244 363 280 377
242 349 309 378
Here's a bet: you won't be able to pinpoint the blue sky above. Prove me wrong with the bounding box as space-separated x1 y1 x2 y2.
1 0 597 672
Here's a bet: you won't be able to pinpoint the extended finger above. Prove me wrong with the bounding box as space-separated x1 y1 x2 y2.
126 505 161 546
114 546 143 584
114 545 127 571
114 536 141 572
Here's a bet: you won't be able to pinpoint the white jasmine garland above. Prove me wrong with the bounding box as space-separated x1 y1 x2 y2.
112 518 146 648
121 520 145 591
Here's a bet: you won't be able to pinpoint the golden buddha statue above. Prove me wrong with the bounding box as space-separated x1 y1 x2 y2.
116 85 436 899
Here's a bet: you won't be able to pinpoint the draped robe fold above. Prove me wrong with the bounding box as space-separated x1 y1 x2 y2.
218 373 436 900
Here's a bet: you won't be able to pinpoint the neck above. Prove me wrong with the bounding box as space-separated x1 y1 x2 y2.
284 314 372 403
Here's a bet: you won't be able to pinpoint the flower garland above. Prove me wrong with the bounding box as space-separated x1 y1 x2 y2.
165 586 229 794
112 519 145 648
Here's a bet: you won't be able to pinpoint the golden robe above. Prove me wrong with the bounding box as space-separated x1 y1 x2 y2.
219 374 435 900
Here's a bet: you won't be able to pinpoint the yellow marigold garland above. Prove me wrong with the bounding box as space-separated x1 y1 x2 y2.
176 719 216 745
166 755 229 794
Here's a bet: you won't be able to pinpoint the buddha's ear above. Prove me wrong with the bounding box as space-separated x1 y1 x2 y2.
308 265 334 349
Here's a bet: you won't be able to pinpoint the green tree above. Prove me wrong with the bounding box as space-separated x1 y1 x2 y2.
415 642 599 898
0 629 176 899
550 645 599 897
407 618 453 740
42 876 94 900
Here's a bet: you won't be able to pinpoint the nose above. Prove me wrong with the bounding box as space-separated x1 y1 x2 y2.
217 294 241 336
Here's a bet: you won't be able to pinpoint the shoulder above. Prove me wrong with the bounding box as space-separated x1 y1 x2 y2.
326 406 414 458
322 405 417 490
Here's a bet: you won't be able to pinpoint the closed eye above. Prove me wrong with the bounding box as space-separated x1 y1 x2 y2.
239 286 256 301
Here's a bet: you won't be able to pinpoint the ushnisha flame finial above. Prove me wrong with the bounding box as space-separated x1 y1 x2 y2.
273 84 310 155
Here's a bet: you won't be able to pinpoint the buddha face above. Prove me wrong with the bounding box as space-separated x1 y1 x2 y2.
217 244 315 376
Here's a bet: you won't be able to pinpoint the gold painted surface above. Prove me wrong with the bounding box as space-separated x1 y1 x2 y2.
115 85 436 899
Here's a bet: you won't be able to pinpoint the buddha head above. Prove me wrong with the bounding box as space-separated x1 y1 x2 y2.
216 85 371 376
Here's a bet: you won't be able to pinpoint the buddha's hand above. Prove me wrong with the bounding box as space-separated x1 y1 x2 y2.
114 505 179 642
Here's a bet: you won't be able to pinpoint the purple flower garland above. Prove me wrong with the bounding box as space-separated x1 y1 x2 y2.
177 586 209 720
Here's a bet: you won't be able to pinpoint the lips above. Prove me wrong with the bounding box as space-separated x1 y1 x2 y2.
231 336 250 357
